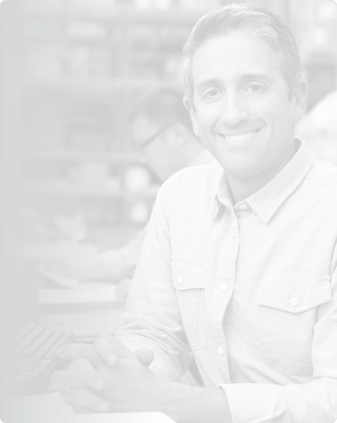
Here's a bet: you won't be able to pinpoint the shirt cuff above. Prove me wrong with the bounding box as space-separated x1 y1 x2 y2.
220 383 291 423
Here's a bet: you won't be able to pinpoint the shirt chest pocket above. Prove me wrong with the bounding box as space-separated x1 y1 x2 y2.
172 260 208 351
255 276 331 376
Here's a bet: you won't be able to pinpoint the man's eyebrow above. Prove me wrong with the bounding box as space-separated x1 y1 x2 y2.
239 73 275 84
195 78 222 93
195 73 276 92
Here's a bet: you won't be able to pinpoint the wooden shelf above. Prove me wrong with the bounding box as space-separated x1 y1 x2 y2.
22 150 140 162
19 3 200 225
24 184 159 198
125 186 160 198
20 9 204 25
23 77 178 96
119 10 203 25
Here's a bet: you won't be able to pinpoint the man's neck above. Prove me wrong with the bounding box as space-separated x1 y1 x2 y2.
185 143 208 167
227 143 297 204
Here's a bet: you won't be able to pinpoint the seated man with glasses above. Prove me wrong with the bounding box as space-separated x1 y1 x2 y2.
42 87 215 292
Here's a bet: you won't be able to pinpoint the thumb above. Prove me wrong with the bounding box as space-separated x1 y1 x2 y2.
135 347 155 366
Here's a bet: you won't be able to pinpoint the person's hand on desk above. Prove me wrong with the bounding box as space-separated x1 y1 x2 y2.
53 341 109 413
53 337 157 414
54 336 232 423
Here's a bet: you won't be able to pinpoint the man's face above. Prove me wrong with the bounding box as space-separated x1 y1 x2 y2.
131 115 181 181
188 32 304 180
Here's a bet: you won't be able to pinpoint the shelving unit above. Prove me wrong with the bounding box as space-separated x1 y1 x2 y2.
289 0 337 109
18 0 214 245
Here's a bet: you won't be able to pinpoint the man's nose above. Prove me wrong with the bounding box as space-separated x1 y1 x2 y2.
220 94 248 127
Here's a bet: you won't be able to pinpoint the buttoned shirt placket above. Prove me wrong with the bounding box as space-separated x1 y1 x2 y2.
206 174 241 383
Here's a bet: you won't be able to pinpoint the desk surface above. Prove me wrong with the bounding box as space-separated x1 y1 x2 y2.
0 393 176 423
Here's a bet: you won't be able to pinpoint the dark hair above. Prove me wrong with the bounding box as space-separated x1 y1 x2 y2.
183 3 302 102
129 86 193 132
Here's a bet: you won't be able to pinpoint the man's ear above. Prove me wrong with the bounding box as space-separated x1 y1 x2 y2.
183 96 200 138
293 79 308 123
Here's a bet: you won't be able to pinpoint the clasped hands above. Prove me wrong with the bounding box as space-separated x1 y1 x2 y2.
53 335 168 414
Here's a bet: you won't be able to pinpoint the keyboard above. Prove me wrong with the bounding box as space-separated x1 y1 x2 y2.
1 319 76 397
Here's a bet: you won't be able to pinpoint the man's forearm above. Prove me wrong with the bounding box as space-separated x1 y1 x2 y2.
162 382 232 423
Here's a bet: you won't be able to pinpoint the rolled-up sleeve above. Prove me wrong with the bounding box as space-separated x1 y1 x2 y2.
221 263 337 423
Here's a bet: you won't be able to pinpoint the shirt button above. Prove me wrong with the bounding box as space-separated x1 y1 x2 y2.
177 276 183 285
289 296 298 306
220 283 228 292
218 347 224 356
239 204 248 210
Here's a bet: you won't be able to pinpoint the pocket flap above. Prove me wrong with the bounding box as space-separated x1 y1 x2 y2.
256 276 331 313
172 259 206 290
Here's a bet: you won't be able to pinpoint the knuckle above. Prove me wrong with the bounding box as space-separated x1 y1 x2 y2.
94 338 111 351
72 357 91 375
82 369 95 386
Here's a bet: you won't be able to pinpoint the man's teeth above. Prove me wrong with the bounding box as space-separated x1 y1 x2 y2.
224 130 259 141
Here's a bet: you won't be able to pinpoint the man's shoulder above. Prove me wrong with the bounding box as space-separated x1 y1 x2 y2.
308 159 337 189
163 162 223 194
165 162 224 186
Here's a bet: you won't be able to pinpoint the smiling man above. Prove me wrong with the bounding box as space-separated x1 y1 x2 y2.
53 4 337 423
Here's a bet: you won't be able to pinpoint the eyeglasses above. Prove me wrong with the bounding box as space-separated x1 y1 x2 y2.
137 124 173 150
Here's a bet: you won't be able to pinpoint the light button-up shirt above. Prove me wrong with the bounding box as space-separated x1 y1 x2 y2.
117 139 337 423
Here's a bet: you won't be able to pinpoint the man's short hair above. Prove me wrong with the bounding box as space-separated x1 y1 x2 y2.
129 86 193 133
183 3 302 103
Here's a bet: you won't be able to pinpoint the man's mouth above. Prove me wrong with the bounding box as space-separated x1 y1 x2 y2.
221 129 260 142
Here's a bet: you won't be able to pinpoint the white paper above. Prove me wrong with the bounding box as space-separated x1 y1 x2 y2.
0 392 176 422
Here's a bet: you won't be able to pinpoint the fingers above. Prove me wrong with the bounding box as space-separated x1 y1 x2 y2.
53 369 84 391
59 388 78 409
72 357 106 392
55 367 110 413
59 387 110 413
69 388 110 413
135 347 155 367
93 335 155 367
57 343 101 367
93 336 135 366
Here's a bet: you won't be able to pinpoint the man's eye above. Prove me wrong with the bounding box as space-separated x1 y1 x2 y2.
246 85 265 94
203 89 221 100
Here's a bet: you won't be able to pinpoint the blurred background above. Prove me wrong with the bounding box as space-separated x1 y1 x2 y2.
1 0 336 251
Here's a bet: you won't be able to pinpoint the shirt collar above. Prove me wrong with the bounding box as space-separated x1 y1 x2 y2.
213 139 315 223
